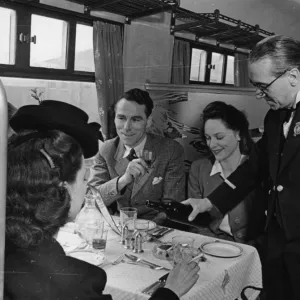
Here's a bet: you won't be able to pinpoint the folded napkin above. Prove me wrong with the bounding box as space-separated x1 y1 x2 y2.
56 222 105 266
68 251 105 266
56 222 89 253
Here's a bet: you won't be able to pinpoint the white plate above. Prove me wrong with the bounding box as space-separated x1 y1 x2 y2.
126 219 156 231
68 251 105 266
200 241 243 258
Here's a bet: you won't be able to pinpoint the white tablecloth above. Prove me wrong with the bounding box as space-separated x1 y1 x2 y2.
100 221 262 300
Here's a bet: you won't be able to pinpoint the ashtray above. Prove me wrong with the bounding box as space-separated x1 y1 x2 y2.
152 243 173 261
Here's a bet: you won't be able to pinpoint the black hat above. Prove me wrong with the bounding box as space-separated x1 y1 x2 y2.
89 122 104 142
10 100 99 158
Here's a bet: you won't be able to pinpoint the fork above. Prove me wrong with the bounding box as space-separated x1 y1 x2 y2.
126 261 170 271
125 254 171 270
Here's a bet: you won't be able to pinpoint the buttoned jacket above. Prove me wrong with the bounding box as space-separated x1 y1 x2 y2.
188 157 265 243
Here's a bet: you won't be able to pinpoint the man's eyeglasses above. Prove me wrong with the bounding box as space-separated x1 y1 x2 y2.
249 69 288 96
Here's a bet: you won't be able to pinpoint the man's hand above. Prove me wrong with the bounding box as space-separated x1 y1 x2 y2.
182 198 213 221
118 158 149 190
164 257 200 298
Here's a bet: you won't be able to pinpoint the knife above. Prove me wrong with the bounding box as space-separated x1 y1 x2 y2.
141 273 169 295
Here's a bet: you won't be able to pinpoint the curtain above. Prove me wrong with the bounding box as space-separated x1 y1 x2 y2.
171 39 191 84
234 53 251 87
93 21 124 140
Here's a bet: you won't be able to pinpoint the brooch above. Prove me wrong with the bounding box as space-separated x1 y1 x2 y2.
294 122 300 137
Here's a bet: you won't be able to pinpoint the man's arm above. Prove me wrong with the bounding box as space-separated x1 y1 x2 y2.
162 141 186 202
88 152 123 206
208 120 269 215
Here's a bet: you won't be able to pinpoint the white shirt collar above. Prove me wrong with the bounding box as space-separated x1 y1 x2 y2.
294 91 300 108
210 154 246 179
123 135 147 158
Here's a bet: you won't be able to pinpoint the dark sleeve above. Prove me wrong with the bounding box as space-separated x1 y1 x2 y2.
208 114 270 215
149 287 179 300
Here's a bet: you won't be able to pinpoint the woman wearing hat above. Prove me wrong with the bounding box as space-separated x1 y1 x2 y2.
4 100 199 300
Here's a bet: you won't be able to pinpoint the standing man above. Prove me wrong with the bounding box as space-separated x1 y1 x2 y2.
89 88 185 224
183 35 300 300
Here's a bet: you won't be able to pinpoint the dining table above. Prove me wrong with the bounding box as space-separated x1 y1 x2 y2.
57 216 262 300
98 217 262 300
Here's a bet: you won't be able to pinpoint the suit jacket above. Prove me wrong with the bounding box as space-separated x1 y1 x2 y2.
188 157 265 243
5 237 179 300
208 107 300 242
89 133 185 222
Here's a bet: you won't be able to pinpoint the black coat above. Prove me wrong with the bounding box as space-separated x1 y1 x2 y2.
208 107 300 242
4 238 178 300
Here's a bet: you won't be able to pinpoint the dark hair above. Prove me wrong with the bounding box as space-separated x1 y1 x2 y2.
115 88 154 117
199 101 253 157
6 130 83 248
249 35 300 76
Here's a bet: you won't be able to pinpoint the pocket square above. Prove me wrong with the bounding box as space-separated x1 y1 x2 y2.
152 177 163 185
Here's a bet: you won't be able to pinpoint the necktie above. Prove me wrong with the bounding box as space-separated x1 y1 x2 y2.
282 102 300 123
283 108 296 123
127 148 137 161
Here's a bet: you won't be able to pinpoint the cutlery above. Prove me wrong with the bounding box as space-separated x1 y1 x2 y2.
124 254 171 270
142 273 169 295
126 261 170 271
148 228 174 242
111 254 124 265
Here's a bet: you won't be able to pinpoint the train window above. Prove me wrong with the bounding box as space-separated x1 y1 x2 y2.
74 23 94 72
190 45 236 86
30 14 68 69
0 7 16 65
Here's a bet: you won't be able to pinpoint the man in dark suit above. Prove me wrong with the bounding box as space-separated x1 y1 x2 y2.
183 35 300 300
89 88 185 224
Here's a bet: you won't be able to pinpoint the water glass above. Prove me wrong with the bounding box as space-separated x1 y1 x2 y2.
92 228 108 252
120 207 138 227
172 236 195 265
120 207 137 241
134 219 149 242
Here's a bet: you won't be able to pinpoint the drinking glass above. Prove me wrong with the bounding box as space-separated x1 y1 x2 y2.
120 207 137 241
134 219 149 242
172 236 195 265
82 221 103 245
92 228 108 252
139 150 153 168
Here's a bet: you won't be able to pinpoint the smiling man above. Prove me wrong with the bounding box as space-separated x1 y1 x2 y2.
182 35 300 300
89 88 185 224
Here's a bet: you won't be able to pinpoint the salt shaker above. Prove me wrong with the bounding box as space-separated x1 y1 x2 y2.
121 225 128 244
133 232 144 253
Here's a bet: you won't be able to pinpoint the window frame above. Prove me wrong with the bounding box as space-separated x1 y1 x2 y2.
189 42 235 86
0 1 121 82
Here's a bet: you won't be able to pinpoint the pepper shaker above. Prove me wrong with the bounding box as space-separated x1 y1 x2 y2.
133 232 144 253
120 225 128 244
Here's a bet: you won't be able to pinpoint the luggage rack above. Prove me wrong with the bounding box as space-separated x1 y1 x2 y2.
67 0 274 49
67 0 179 22
171 8 274 49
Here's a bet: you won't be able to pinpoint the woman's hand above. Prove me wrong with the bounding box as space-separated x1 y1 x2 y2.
182 198 213 221
164 258 200 298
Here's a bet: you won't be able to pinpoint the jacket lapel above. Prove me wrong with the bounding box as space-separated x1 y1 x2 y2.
114 139 129 176
131 134 158 199
279 106 300 174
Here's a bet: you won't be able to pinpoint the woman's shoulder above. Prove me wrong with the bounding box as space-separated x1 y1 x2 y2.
190 156 214 171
